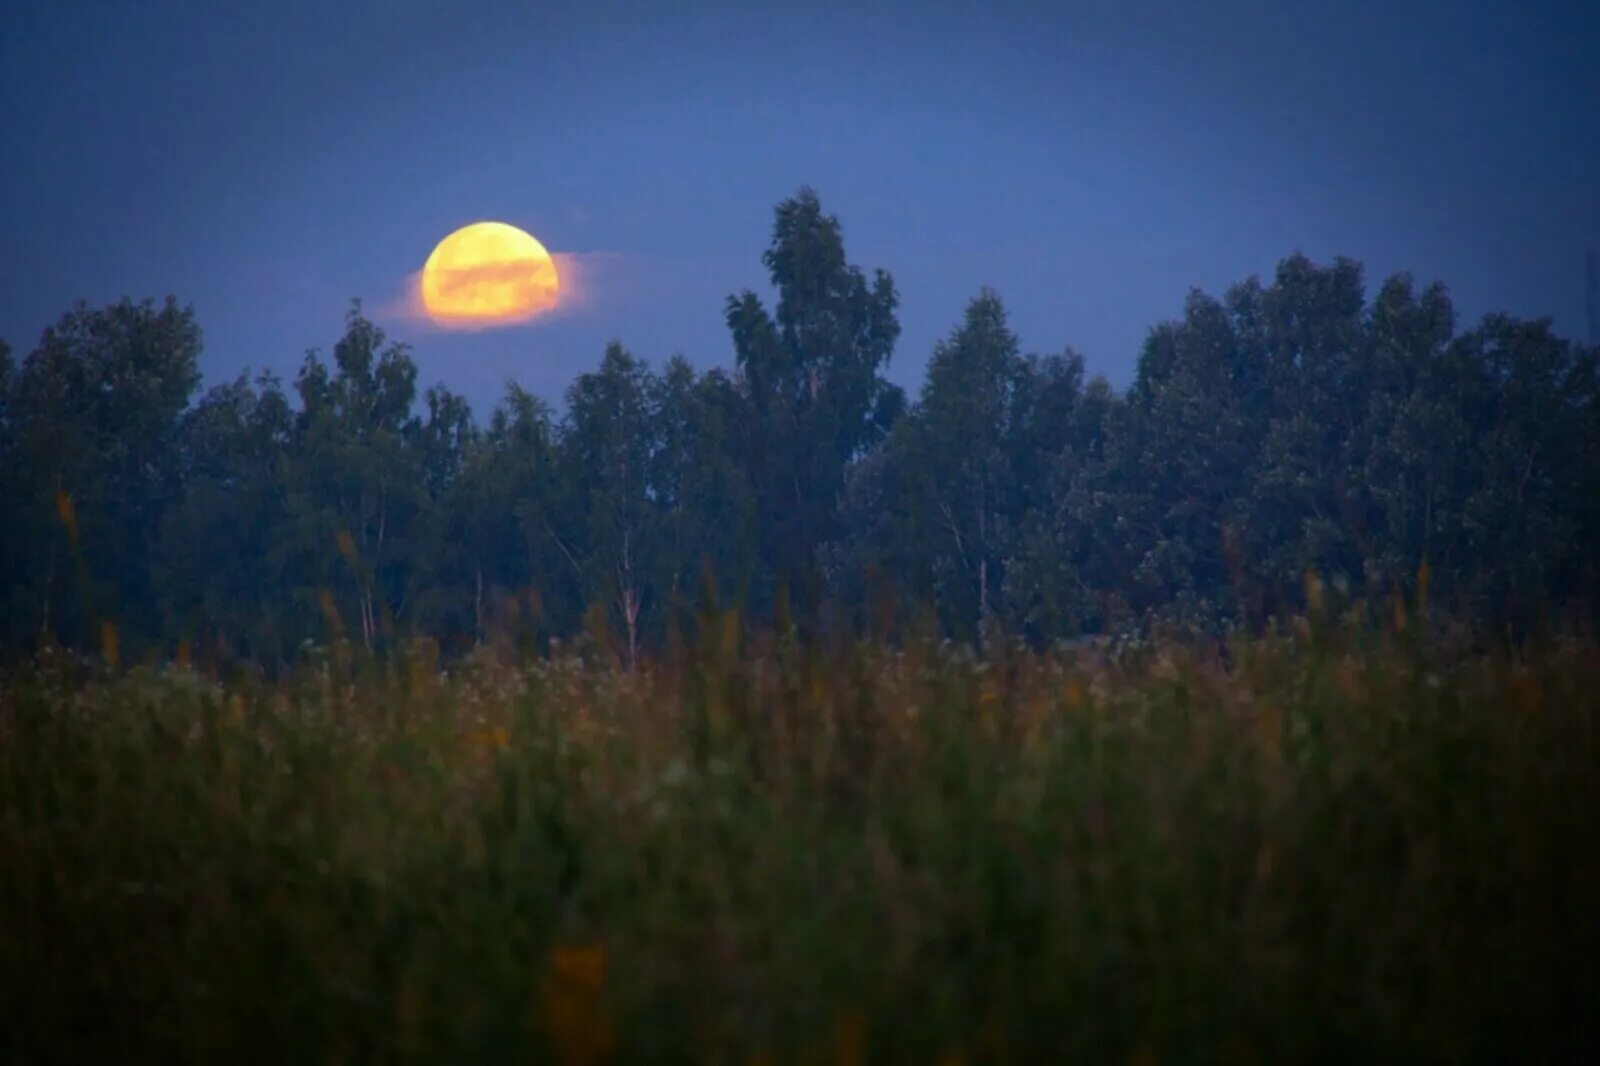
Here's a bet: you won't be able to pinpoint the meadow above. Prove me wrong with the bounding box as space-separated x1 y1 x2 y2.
4 609 1597 1063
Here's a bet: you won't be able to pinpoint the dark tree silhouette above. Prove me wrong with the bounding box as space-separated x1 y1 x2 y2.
2 191 1596 664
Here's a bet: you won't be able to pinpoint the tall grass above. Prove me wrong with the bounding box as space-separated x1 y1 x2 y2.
3 615 1597 1062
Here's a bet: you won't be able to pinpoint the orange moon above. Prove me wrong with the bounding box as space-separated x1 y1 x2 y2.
420 221 560 327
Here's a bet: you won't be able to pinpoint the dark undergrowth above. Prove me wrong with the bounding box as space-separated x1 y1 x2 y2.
3 612 1597 1063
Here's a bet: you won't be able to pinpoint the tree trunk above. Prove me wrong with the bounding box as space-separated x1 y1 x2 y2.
474 568 484 646
621 585 640 672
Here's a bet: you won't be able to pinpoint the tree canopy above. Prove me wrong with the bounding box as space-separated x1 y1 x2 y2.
3 191 1596 667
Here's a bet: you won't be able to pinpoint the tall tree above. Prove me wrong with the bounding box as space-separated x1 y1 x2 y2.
726 188 902 618
284 303 426 652
1001 354 1111 641
2 298 201 652
1244 256 1370 609
439 384 562 649
0 340 19 653
832 291 1095 643
651 356 757 622
549 343 661 664
397 382 477 642
1451 314 1595 625
1100 288 1266 626
1352 274 1469 608
161 371 296 662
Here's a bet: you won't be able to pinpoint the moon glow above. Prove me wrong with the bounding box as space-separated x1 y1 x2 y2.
420 221 560 327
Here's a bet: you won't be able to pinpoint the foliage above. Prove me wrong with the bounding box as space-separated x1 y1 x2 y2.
4 194 1599 1057
3 623 1597 1060
1 193 1597 665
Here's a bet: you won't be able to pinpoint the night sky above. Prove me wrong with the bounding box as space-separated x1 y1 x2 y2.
4 0 1597 413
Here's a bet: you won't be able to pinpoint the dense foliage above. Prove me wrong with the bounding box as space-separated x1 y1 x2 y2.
5 189 1599 1059
4 625 1597 1060
2 189 1596 666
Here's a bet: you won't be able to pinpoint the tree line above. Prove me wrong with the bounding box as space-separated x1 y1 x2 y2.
3 188 1596 666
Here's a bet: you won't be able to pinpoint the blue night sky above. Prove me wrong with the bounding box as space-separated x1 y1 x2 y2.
4 0 1597 413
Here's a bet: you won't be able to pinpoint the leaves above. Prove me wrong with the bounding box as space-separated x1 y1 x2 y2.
2 197 1597 662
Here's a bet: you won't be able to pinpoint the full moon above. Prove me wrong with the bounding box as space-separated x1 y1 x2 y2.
420 221 560 327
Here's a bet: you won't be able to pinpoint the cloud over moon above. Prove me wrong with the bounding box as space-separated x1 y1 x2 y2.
416 221 561 331
386 247 622 333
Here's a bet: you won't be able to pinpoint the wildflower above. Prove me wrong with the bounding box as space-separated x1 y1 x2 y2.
471 725 511 752
978 681 1001 733
539 944 615 1066
1334 658 1363 700
100 621 119 670
1128 1040 1159 1066
1064 677 1086 710
1511 672 1542 714
832 1009 866 1066
55 489 79 547
317 588 343 636
1254 841 1276 883
1304 569 1324 614
1256 704 1283 761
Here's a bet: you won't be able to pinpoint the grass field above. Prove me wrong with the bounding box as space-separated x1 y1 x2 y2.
3 614 1597 1062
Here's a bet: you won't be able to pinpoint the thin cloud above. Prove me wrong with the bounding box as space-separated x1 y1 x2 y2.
376 250 639 334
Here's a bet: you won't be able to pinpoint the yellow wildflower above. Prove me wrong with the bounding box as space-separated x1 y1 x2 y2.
1064 677 1086 710
539 944 614 1066
832 1009 866 1066
55 489 79 546
100 621 119 670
